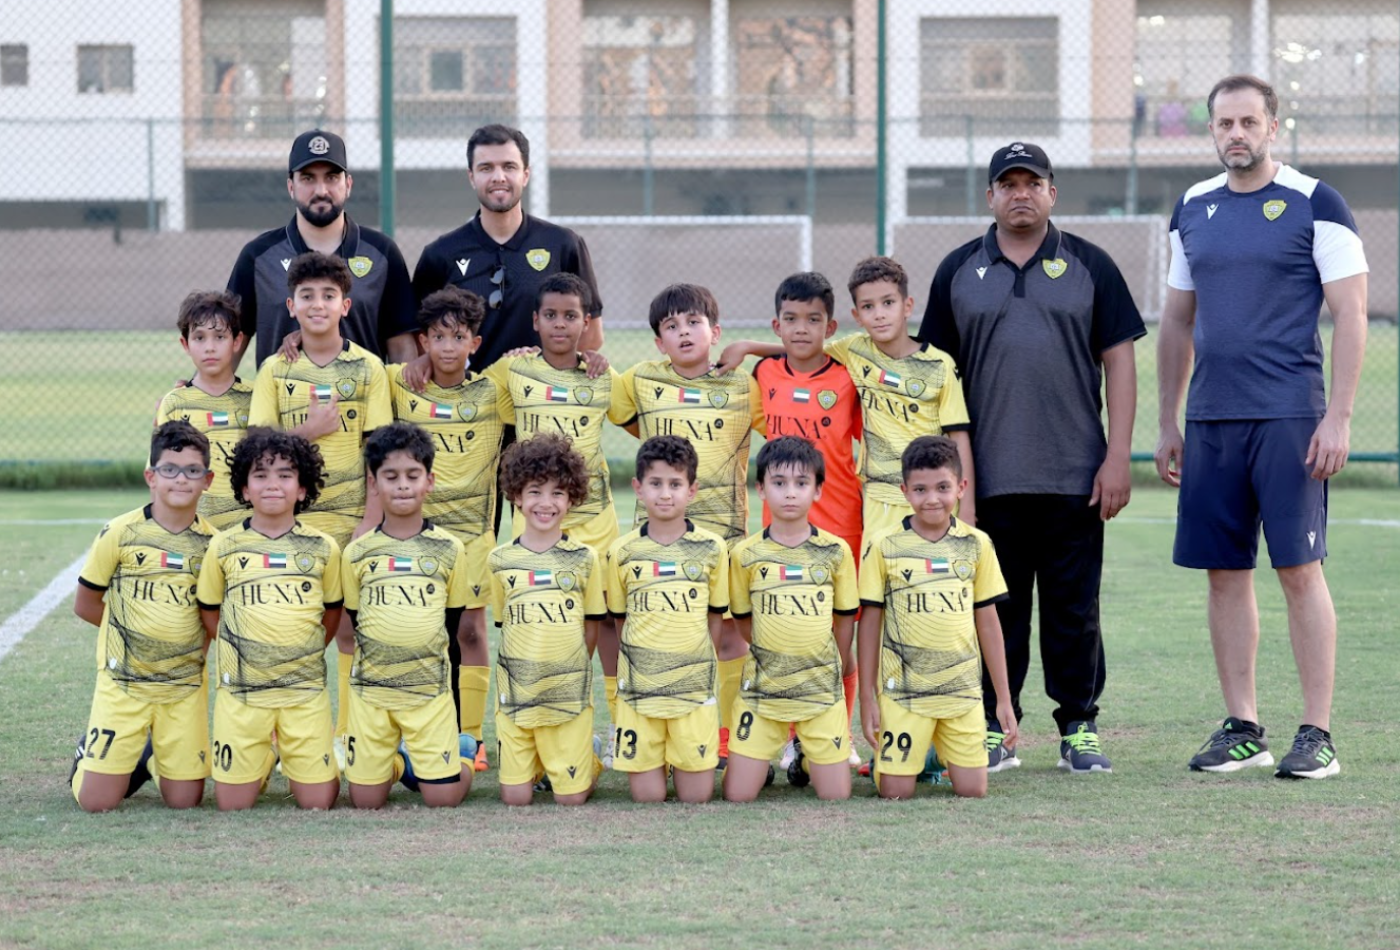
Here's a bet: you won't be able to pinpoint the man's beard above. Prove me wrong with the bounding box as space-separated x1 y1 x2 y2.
297 197 344 228
1217 141 1266 173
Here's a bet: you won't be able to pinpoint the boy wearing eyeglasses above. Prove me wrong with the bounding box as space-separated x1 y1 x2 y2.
67 421 217 812
155 290 253 531
384 285 511 769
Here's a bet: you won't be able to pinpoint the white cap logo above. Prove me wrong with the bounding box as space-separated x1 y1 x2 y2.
309 135 330 156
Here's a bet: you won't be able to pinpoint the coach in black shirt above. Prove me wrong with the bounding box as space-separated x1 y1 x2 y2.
412 124 603 370
918 143 1145 775
227 129 418 367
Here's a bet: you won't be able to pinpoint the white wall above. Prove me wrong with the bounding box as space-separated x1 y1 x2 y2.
0 2 186 227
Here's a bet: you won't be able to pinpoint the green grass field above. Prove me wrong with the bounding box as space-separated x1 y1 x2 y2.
1 323 1396 469
1 486 1398 949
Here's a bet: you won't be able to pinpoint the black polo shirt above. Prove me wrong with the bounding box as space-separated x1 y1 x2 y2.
411 212 603 371
918 222 1146 498
227 214 417 367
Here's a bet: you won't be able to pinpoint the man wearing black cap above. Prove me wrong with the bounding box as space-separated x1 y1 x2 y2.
227 129 418 367
917 142 1146 775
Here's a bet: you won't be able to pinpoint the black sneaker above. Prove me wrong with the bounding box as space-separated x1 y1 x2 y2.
124 735 155 798
1275 725 1340 780
1188 717 1273 772
786 738 810 788
1058 720 1112 773
764 763 776 787
67 732 87 788
986 719 1021 773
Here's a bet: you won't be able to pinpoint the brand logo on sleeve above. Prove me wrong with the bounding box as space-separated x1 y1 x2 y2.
456 258 470 276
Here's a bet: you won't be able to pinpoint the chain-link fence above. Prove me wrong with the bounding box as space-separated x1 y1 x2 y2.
1 1 1396 476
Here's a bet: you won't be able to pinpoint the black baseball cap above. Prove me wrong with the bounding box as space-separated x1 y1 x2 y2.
988 142 1053 184
289 129 348 174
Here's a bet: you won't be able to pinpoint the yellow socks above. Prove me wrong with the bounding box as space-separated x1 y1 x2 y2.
458 665 489 739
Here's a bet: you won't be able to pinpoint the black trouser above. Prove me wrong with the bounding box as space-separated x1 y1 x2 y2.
976 493 1105 734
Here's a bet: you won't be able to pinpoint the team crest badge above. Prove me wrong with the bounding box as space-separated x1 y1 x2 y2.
907 379 926 398
953 560 972 581
526 249 551 271
557 572 577 592
708 392 729 409
457 404 477 422
418 556 439 576
347 256 373 279
188 554 204 576
1042 258 1067 279
337 379 357 399
684 562 703 582
811 565 829 586
237 412 249 426
1262 200 1287 221
575 387 593 406
296 554 316 574
817 390 838 410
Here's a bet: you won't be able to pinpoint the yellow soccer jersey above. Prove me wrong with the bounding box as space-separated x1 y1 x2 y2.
78 505 215 703
249 341 392 532
604 521 728 720
730 526 860 722
614 360 766 541
341 523 472 711
857 517 1007 719
488 537 607 728
486 355 630 528
825 334 970 505
155 380 253 531
386 364 510 544
197 520 343 709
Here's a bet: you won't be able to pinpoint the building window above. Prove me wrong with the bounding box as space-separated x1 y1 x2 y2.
201 0 326 139
1134 1 1250 138
393 16 517 138
583 14 699 139
734 15 854 138
77 45 133 94
1 44 27 87
1271 1 1399 137
919 18 1058 138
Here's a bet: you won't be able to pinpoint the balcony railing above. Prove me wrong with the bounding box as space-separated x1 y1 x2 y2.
199 95 327 140
582 93 855 140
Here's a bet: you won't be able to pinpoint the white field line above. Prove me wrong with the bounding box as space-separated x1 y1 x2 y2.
0 555 85 666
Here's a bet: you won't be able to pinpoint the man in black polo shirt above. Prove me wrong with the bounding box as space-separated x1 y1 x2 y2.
917 143 1145 775
227 129 418 367
412 124 603 369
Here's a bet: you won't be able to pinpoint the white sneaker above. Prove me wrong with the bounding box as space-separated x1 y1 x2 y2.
602 730 616 770
778 737 798 769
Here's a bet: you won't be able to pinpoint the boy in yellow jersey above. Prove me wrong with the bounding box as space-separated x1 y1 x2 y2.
724 436 859 802
68 421 216 812
198 428 343 810
385 285 509 771
719 256 974 546
604 436 728 803
613 283 766 766
485 272 631 765
250 251 392 760
341 422 476 808
858 436 1016 800
155 291 252 531
488 433 607 806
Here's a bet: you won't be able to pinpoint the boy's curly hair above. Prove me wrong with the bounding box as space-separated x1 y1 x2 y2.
499 433 590 508
286 251 352 296
847 256 909 301
901 435 961 481
417 285 486 336
150 420 211 468
177 290 243 338
230 427 326 514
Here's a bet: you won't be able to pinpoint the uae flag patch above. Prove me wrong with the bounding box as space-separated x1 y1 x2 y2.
678 388 702 404
160 552 184 570
431 403 454 420
878 370 902 388
653 562 677 577
263 553 288 569
792 388 811 404
310 384 334 401
545 387 570 403
206 412 230 427
779 565 804 582
389 556 413 572
926 557 950 574
529 570 553 587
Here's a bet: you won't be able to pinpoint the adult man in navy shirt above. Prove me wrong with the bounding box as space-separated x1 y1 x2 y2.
919 143 1144 775
227 129 418 367
1156 75 1368 780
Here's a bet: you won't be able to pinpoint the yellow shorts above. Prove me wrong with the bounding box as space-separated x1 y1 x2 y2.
76 673 209 781
611 700 719 773
728 694 851 766
495 708 598 795
875 695 987 774
212 689 338 785
345 691 459 785
513 503 619 555
298 509 357 549
862 496 913 551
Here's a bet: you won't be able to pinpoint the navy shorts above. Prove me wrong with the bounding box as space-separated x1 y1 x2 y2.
1173 418 1327 570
